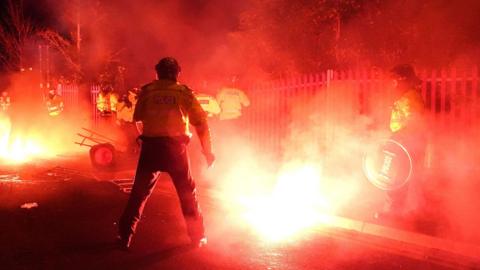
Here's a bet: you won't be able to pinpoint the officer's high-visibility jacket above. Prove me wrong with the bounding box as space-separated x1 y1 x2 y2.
217 87 250 120
0 96 10 112
134 79 208 139
195 93 221 117
46 94 64 116
390 88 425 133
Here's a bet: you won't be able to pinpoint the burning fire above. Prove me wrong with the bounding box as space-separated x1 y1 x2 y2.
218 156 358 243
241 163 329 242
0 115 48 163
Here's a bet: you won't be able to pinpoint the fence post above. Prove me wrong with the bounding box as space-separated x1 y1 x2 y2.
430 69 437 116
91 85 99 128
440 68 447 127
460 68 468 127
473 66 479 128
326 69 333 89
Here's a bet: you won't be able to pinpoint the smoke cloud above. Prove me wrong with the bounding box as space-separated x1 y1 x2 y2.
2 0 480 257
202 74 480 250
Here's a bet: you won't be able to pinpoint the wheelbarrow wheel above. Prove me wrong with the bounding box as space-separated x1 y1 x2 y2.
90 143 116 169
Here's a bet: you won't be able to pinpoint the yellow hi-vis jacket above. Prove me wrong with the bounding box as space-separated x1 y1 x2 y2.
0 96 10 112
217 87 250 120
134 79 208 138
195 93 221 117
46 94 64 116
390 89 425 133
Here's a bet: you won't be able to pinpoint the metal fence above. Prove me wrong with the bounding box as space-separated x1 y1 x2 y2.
243 66 480 155
90 85 101 125
58 84 79 112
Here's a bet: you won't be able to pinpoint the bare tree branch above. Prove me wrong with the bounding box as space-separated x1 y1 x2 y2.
0 0 38 71
37 30 81 74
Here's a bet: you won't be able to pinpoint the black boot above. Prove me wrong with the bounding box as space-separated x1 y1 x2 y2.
117 233 133 250
185 216 207 248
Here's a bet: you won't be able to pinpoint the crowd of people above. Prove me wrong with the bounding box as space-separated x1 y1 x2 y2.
0 87 65 117
95 79 250 127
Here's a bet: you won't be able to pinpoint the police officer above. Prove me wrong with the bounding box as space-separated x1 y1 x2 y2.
389 64 425 136
0 91 11 112
45 88 64 116
118 57 215 249
375 64 426 220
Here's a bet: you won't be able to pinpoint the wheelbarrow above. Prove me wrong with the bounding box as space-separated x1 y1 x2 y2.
75 127 136 170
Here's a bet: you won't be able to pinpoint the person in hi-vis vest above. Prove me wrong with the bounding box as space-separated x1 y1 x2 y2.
375 64 427 221
45 88 64 116
217 77 250 120
0 91 11 113
118 57 214 249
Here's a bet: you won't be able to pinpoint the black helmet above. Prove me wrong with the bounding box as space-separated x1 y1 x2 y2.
155 57 181 80
390 64 421 86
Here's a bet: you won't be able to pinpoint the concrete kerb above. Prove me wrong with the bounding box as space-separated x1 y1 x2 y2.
313 214 480 268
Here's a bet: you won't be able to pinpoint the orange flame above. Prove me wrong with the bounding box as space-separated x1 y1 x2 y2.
0 115 49 163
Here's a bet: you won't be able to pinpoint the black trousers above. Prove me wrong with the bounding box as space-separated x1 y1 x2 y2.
119 136 204 239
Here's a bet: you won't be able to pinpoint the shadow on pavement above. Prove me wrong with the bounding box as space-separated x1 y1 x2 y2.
133 244 197 268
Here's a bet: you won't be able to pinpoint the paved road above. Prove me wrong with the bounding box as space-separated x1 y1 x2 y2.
0 164 462 270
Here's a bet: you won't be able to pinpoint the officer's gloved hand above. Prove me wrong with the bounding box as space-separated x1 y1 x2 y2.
203 152 215 168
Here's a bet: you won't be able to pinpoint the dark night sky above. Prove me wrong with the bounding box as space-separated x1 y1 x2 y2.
0 0 248 81
3 0 478 82
0 0 245 33
0 0 56 27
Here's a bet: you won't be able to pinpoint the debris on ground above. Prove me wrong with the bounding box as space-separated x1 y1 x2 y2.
20 202 39 209
111 178 134 193
35 166 93 181
0 173 20 182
